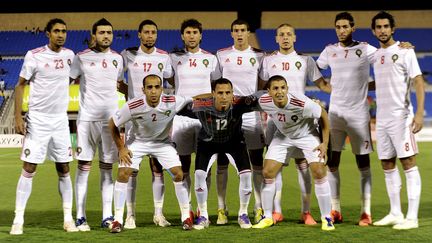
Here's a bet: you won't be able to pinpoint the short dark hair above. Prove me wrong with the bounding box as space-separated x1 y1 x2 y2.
335 12 355 27
45 18 66 32
181 19 202 34
142 74 162 87
231 19 250 32
211 78 233 91
92 18 113 35
138 19 158 32
371 11 395 29
267 75 287 89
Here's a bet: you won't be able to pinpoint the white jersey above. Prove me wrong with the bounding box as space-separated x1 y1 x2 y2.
260 51 322 94
70 48 123 121
317 41 376 114
170 49 220 97
257 92 321 139
217 45 264 95
20 45 74 114
373 41 422 121
121 47 173 99
113 94 191 142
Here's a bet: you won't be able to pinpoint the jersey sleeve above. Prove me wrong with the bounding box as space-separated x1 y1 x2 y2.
366 44 377 64
302 96 322 119
405 49 422 79
316 48 329 70
210 56 222 81
306 56 323 82
259 56 269 81
163 56 174 79
116 58 124 81
112 102 132 127
19 51 37 80
69 55 82 79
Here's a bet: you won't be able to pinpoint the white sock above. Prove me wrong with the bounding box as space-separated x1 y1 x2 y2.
274 169 283 213
253 169 263 209
238 171 252 215
296 163 312 213
261 178 275 219
100 163 114 219
216 165 228 210
206 169 212 192
328 169 341 212
183 172 192 210
13 169 35 225
75 164 90 219
174 181 190 221
126 170 138 218
113 181 127 224
58 173 73 222
194 170 208 218
359 168 372 215
405 166 421 220
315 177 332 219
152 172 165 216
384 168 402 216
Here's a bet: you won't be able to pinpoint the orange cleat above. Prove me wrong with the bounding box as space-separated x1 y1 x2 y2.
358 213 372 226
300 211 317 225
272 212 284 224
331 210 343 224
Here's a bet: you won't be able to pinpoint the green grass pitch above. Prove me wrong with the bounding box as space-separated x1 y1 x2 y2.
0 143 431 242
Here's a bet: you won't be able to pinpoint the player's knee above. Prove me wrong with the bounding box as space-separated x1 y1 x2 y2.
169 167 183 182
117 168 133 183
55 163 70 175
262 167 275 179
310 162 327 179
22 162 37 174
400 156 417 170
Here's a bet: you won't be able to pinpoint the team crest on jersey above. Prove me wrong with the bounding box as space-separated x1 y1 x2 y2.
250 57 256 66
291 115 299 122
163 110 172 117
392 54 399 63
355 49 362 57
203 59 209 68
67 59 72 66
76 147 82 155
295 61 302 70
24 148 30 158
158 63 164 72
112 60 118 68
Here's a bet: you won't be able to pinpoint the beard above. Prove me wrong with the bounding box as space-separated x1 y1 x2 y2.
379 35 392 45
144 42 155 49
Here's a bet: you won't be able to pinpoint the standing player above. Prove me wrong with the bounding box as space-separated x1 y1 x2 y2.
251 75 334 231
170 19 221 218
260 23 331 225
70 18 123 231
371 11 424 230
316 12 377 225
109 74 193 232
120 19 173 229
216 19 265 224
10 18 78 235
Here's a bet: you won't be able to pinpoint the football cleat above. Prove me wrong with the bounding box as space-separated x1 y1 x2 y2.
358 213 372 227
193 216 210 230
254 208 264 224
110 220 122 233
393 219 419 230
300 211 317 225
331 210 343 223
10 223 23 235
75 217 91 231
153 215 171 227
101 216 115 229
182 218 193 230
272 212 284 224
321 216 335 231
63 220 79 232
373 214 404 226
252 217 273 229
238 214 252 229
217 208 229 225
124 216 136 229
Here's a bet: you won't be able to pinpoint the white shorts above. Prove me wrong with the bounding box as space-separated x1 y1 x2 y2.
172 115 201 155
265 131 323 164
329 111 373 155
120 140 181 170
376 117 418 160
265 118 303 160
75 120 118 163
21 112 72 164
242 111 265 150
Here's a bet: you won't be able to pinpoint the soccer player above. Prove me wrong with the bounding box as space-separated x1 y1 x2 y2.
251 75 334 231
371 11 424 230
10 18 78 235
179 78 253 230
260 23 331 225
70 18 124 231
120 19 173 229
109 74 192 232
316 12 377 225
216 19 266 224
169 18 221 219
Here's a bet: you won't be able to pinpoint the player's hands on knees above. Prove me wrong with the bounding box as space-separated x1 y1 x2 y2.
15 117 26 135
411 113 423 134
313 143 328 162
119 148 133 166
